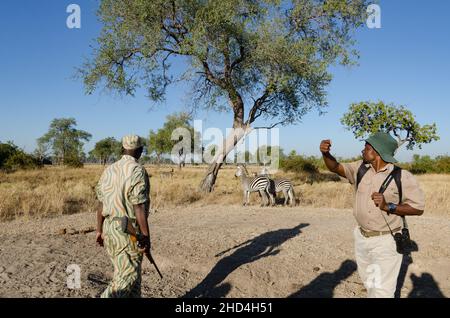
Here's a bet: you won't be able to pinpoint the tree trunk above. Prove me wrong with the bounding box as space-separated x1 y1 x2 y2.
199 125 250 192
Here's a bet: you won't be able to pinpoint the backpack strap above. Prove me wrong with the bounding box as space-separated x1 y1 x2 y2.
356 162 370 189
377 165 407 231
391 165 403 204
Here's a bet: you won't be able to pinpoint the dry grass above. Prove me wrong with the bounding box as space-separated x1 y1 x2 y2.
0 164 449 221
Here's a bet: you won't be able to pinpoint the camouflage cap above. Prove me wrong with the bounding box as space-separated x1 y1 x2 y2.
122 135 143 150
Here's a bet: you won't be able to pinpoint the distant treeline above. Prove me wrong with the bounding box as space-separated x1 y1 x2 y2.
280 152 450 175
1 140 449 175
399 155 450 174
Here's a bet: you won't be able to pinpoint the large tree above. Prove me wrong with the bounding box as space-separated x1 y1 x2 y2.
89 137 122 165
38 118 92 166
80 0 370 191
34 139 51 164
148 112 199 168
341 101 439 150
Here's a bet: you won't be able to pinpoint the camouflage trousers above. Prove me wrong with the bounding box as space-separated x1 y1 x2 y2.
101 217 143 298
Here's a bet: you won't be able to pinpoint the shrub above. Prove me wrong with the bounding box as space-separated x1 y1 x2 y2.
64 154 84 168
0 142 41 172
409 154 450 174
281 153 319 174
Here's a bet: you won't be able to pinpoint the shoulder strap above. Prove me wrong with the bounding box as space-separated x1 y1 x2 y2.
356 163 370 189
378 165 407 230
378 165 402 197
391 165 403 204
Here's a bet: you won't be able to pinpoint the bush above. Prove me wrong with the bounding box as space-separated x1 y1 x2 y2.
0 142 17 167
434 155 450 173
4 151 41 171
0 142 41 172
410 154 450 174
281 153 319 174
64 154 84 168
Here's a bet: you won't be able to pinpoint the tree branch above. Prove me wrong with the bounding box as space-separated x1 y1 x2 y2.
199 48 227 90
223 36 232 80
230 40 246 70
246 85 274 125
253 120 285 130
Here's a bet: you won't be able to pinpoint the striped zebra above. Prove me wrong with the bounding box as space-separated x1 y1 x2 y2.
235 165 274 206
269 178 296 206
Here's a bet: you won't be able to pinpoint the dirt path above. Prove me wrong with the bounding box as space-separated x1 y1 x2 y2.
0 205 448 298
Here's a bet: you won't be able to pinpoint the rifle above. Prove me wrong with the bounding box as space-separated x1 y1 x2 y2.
119 216 163 279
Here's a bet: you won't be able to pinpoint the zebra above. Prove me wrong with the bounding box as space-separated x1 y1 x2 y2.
270 178 296 206
255 171 296 206
235 165 274 206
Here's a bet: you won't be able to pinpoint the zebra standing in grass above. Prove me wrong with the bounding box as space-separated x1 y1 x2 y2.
235 165 274 206
270 178 296 206
256 168 296 206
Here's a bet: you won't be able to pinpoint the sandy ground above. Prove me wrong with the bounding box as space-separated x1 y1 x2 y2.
0 205 448 298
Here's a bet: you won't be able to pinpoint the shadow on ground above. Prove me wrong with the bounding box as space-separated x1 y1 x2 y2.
183 223 309 298
288 259 357 298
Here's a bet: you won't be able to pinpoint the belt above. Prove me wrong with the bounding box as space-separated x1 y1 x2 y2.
359 226 401 238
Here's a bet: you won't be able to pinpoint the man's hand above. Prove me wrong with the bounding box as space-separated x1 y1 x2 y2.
320 140 332 154
138 235 151 254
320 139 346 178
371 192 388 212
96 231 104 247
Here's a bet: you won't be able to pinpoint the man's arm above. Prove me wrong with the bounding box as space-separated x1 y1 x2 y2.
134 203 149 236
320 139 346 178
96 201 105 246
390 204 424 216
371 193 424 216
134 203 150 253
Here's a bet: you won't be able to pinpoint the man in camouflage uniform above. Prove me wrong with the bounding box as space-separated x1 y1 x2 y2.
95 135 151 298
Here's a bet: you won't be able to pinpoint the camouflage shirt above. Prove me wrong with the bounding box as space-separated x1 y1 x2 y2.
95 155 150 219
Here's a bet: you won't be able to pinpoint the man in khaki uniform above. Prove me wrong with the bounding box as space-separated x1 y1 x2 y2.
320 132 425 298
95 134 151 298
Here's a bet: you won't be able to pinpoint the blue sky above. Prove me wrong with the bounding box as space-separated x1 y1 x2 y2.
0 0 449 162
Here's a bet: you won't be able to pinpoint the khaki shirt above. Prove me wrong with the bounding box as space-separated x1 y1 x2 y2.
95 155 150 219
342 160 425 232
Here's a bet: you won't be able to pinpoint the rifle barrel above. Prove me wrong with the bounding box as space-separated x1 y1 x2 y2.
145 252 163 279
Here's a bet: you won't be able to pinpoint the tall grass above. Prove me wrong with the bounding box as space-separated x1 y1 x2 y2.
0 164 448 221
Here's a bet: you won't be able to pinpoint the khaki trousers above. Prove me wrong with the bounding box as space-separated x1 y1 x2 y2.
353 227 403 298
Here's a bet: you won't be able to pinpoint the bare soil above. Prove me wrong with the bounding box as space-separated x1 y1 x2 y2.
0 205 448 298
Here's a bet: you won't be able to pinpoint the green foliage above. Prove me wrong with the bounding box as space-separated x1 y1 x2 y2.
89 137 121 164
62 152 84 168
38 118 92 166
81 0 370 127
341 101 439 150
407 154 450 174
148 112 200 163
0 141 41 172
0 142 17 168
280 152 319 174
34 139 51 164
